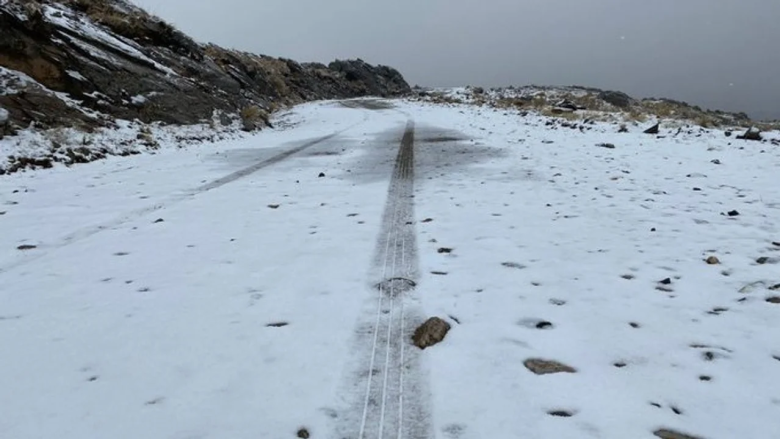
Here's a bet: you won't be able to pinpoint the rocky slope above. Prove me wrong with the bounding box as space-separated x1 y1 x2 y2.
0 0 410 143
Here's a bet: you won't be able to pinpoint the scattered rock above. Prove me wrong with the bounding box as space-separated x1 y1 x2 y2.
431 271 448 276
17 244 37 250
523 358 576 375
549 299 566 306
618 124 629 133
422 218 434 223
501 262 526 269
318 172 326 178
772 241 780 247
153 218 164 223
597 143 616 149
659 278 672 285
756 257 769 264
653 428 703 439
705 256 720 265
699 375 712 381
535 321 554 329
268 204 280 209
614 362 627 368
267 322 289 328
766 297 780 304
297 428 310 439
629 322 641 328
737 127 762 141
547 410 574 417
727 210 740 217
725 131 732 137
711 159 721 165
437 247 454 254
412 317 451 349
644 123 660 134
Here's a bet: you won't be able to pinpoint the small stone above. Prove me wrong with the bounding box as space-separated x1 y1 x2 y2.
766 297 780 304
711 159 721 165
547 410 573 417
535 321 554 329
268 204 280 209
756 257 769 264
659 278 672 285
17 244 37 250
523 358 576 375
412 317 451 349
643 123 660 134
297 428 310 439
318 172 325 178
651 228 656 232
437 247 453 254
422 218 434 223
153 218 164 223
727 210 740 216
629 322 640 328
693 187 702 191
705 256 720 265
267 322 289 328
653 428 703 439
597 143 616 149
699 375 712 381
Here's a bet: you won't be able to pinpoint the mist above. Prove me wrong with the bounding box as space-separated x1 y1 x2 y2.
131 0 780 120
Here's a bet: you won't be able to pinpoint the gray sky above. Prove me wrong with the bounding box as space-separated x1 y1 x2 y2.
132 0 779 120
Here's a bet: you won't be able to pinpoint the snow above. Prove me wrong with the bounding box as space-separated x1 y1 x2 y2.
0 66 37 96
42 3 178 77
1 99 779 439
66 70 87 81
131 94 147 105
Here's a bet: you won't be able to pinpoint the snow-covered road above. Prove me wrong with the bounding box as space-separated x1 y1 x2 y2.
1 99 779 439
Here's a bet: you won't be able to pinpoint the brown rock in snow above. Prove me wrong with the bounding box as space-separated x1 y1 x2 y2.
412 317 451 349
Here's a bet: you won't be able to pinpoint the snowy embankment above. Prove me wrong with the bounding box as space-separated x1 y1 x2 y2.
1 99 779 439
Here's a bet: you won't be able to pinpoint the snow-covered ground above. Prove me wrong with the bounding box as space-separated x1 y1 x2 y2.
1 99 779 439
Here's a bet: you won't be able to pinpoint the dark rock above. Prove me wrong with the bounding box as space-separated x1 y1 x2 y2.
653 428 703 439
412 317 451 349
0 1 411 154
524 358 576 375
725 130 732 137
297 428 310 439
318 172 325 178
644 123 660 134
554 99 584 111
17 244 37 250
659 278 672 285
598 90 633 108
597 143 616 149
727 210 740 216
737 127 762 141
711 159 721 165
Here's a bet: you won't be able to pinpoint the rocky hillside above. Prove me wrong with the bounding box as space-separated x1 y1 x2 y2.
414 85 780 131
0 0 410 139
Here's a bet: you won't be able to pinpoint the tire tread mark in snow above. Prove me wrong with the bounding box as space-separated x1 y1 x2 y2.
339 121 432 439
0 117 366 276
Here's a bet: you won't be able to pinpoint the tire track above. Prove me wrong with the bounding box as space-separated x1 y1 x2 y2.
336 121 433 439
0 113 370 276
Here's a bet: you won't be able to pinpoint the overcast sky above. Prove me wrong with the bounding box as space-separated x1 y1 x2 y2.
132 0 779 120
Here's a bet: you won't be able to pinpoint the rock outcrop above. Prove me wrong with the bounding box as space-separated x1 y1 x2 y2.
0 0 411 134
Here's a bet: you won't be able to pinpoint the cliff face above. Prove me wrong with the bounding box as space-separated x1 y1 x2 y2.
0 0 411 134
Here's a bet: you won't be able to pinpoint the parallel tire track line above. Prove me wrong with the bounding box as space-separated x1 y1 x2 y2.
341 120 431 439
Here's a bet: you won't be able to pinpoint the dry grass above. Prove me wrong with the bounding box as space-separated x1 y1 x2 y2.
240 106 269 125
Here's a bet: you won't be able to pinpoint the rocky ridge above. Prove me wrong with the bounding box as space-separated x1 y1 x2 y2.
0 0 410 172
